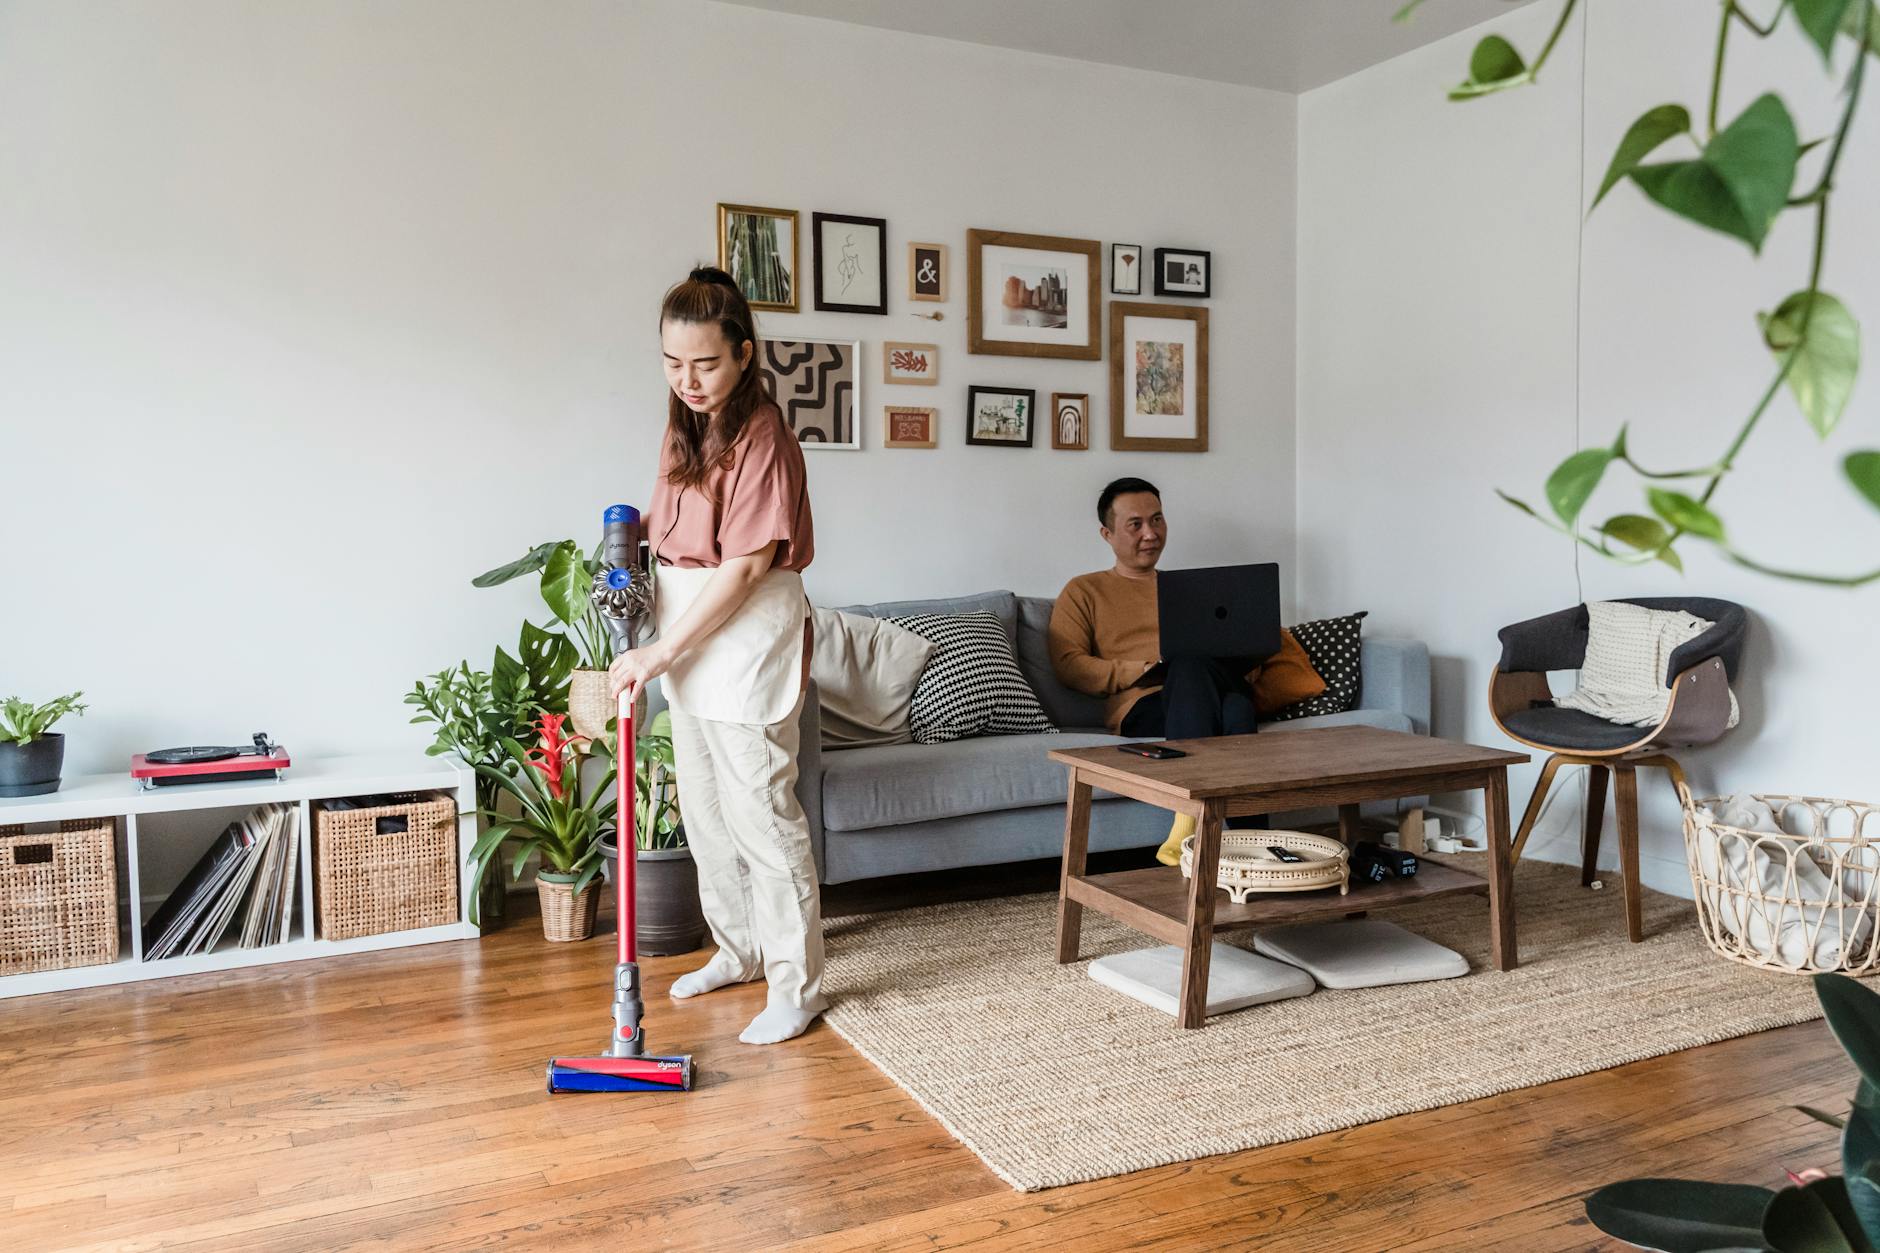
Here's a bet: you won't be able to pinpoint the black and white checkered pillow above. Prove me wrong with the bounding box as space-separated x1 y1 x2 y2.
886 611 1056 744
1265 610 1368 721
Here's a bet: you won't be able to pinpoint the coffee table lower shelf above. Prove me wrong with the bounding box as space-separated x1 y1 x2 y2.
1064 861 1489 948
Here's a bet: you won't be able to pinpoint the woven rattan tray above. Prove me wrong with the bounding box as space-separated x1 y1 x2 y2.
1179 829 1350 901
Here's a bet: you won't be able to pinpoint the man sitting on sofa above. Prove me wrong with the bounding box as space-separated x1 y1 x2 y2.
1046 476 1324 863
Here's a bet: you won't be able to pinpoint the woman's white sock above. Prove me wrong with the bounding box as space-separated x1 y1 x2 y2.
669 952 751 999
738 1002 821 1045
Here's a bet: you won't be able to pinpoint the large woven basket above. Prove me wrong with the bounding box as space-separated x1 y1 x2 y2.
1679 784 1880 975
1179 829 1349 901
314 792 459 940
0 819 119 974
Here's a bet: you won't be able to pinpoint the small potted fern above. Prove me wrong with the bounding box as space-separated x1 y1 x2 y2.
0 692 87 798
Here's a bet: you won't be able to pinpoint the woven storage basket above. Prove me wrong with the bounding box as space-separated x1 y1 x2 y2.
0 819 119 974
1179 830 1349 901
314 792 459 940
1679 784 1880 974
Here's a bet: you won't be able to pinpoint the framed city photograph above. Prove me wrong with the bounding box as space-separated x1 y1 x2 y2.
1109 302 1207 453
758 336 861 450
1111 243 1142 296
813 212 888 315
1050 392 1090 451
965 385 1035 447
965 228 1101 360
884 405 938 449
883 341 939 386
1152 247 1212 298
907 241 948 302
718 203 799 312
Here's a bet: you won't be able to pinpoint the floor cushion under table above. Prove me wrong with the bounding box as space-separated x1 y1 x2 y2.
1089 943 1316 1018
1252 919 1469 989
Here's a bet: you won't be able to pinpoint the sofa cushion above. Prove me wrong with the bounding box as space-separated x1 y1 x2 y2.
820 731 1125 832
1267 611 1369 722
1262 706 1414 735
889 611 1055 744
1017 595 1110 732
810 606 936 749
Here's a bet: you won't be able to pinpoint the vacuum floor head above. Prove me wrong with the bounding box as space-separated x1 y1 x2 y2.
547 1054 694 1093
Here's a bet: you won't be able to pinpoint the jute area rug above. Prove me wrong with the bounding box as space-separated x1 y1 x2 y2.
819 855 1826 1192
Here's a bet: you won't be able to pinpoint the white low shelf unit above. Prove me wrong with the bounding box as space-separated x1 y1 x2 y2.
0 752 479 999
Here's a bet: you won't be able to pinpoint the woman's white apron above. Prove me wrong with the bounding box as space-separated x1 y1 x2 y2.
654 563 807 725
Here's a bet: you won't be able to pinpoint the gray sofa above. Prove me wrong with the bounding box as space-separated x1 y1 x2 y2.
655 590 1431 885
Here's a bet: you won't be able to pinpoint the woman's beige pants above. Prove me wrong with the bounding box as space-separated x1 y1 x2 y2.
666 697 826 1013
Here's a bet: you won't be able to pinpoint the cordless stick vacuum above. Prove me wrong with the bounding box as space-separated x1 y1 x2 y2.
546 504 695 1094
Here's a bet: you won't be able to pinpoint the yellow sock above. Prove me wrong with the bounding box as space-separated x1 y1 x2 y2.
1155 813 1197 866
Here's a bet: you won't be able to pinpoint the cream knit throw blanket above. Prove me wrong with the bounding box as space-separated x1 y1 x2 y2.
1555 600 1740 729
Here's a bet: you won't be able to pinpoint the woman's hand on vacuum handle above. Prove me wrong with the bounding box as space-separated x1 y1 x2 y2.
608 642 671 703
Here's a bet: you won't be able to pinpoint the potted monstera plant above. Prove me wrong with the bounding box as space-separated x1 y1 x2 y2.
598 708 707 955
474 539 618 738
0 692 87 798
470 713 616 942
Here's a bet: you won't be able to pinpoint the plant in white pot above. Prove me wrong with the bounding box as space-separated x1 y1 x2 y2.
468 712 616 942
0 693 87 798
600 708 707 956
473 539 619 738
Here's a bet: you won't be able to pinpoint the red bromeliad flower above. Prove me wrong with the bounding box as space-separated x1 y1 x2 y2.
524 712 589 800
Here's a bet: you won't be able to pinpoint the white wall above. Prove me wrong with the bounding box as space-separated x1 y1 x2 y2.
1 0 1298 777
1299 1 1880 893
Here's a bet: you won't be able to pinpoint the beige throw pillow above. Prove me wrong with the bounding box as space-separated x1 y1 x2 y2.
810 606 936 749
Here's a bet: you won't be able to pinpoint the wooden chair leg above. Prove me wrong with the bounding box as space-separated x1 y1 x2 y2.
1510 755 1564 864
1614 765 1643 942
1581 765 1608 888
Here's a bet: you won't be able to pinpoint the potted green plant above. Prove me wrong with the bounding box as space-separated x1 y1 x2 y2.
474 539 618 738
0 692 87 797
598 709 707 955
469 712 616 943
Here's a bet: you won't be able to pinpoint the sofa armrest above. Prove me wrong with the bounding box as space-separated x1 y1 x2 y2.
795 679 826 882
1359 638 1430 735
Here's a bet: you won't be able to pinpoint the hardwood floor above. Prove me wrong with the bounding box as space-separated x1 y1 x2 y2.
0 856 1855 1251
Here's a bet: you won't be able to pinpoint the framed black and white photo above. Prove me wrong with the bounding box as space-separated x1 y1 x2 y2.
965 385 1035 447
759 336 861 450
907 241 948 302
1051 392 1090 450
1109 302 1207 453
1152 247 1211 298
813 212 888 315
718 202 799 312
966 229 1101 360
1111 243 1142 296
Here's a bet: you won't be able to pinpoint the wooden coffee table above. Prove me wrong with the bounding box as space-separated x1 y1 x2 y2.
1051 726 1529 1028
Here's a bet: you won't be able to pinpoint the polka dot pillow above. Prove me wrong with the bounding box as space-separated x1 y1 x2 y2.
1264 611 1368 722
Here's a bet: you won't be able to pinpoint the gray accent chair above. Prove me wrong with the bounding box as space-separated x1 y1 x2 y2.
1489 597 1748 941
776 590 1431 885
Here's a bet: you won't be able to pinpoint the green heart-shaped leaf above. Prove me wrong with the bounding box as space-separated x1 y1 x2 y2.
1449 34 1529 100
541 541 590 628
1847 452 1880 512
1844 1 1880 56
1795 0 1859 62
1546 447 1615 526
1593 105 1693 210
1763 1176 1871 1251
1761 291 1862 438
1631 94 1799 251
1648 488 1727 541
1598 513 1672 555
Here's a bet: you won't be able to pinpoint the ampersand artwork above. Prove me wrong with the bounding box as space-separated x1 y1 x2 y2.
916 257 938 285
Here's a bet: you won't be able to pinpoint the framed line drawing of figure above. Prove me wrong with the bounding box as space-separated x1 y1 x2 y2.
813 212 888 315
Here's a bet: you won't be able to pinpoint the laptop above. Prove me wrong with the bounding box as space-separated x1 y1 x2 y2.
1156 563 1282 667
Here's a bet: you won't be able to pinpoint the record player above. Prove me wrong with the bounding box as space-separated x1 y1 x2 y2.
131 733 291 789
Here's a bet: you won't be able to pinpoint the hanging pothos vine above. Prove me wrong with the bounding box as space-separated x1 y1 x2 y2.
1400 0 1880 585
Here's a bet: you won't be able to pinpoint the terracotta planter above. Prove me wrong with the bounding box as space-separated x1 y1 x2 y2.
568 669 616 740
536 871 599 942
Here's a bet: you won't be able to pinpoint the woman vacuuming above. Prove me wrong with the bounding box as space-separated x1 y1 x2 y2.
608 266 825 1046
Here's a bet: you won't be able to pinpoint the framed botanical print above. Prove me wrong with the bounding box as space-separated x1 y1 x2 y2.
1050 392 1090 450
1111 243 1142 296
884 406 938 449
759 336 861 450
965 385 1035 447
1152 247 1212 298
883 341 939 386
1109 302 1208 453
718 203 799 312
907 241 948 302
965 228 1101 360
813 212 888 315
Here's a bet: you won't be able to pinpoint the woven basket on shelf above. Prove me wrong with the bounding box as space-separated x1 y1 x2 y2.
1679 783 1880 975
1179 829 1349 901
0 818 119 975
536 875 599 942
314 793 458 940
